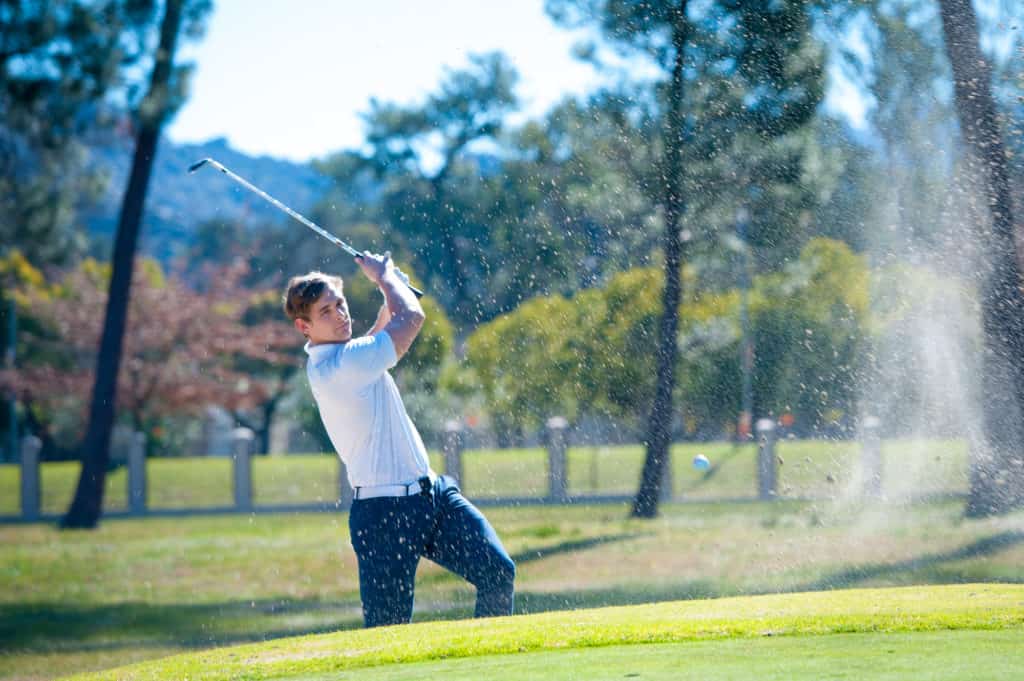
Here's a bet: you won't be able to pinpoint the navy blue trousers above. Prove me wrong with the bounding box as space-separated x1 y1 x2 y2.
348 475 515 628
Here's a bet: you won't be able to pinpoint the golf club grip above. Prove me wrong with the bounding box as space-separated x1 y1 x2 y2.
408 283 424 299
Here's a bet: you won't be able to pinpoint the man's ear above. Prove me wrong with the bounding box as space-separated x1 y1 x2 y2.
294 318 310 337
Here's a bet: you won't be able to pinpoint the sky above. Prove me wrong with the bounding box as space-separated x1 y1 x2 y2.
167 0 869 163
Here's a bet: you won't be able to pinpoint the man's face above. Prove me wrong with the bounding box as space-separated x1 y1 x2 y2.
296 286 352 345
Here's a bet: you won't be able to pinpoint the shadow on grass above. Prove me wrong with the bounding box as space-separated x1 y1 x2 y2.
800 530 1024 591
0 533 650 657
515 580 725 615
410 533 649 592
510 533 648 565
0 597 365 654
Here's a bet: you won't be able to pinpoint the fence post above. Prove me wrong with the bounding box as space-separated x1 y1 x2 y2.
861 415 882 498
756 418 777 500
443 420 464 485
338 458 354 509
5 297 18 464
20 435 41 521
546 416 569 502
127 431 147 514
231 427 254 511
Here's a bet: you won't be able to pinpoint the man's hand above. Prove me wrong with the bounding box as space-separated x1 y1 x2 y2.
355 251 394 285
393 267 411 288
359 251 424 361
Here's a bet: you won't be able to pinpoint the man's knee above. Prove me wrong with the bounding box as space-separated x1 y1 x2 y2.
468 547 515 589
488 550 515 589
499 553 516 584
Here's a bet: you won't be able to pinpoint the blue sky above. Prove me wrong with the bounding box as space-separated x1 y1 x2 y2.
167 0 869 162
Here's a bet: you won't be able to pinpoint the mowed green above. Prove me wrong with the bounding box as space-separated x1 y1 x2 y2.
62 585 1024 681
295 631 1024 681
0 438 969 515
3 495 1024 680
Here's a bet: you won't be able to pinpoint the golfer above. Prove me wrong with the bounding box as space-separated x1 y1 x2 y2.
283 252 515 627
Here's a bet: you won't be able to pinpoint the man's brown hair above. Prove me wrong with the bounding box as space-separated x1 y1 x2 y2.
282 272 344 322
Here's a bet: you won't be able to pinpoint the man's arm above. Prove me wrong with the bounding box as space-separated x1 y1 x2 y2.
365 303 391 336
356 253 424 360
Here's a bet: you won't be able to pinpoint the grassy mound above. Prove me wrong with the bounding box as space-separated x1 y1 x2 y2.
292 630 1024 681
63 584 1024 681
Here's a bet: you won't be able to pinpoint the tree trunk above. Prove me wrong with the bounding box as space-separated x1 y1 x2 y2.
937 0 1024 516
632 1 689 518
61 0 184 529
429 168 469 322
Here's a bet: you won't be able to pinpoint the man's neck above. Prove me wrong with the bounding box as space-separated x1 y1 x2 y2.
307 338 349 347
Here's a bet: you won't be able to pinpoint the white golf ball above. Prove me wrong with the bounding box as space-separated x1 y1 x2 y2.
693 454 710 471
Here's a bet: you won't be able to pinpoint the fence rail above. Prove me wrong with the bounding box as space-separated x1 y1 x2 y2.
1 416 956 524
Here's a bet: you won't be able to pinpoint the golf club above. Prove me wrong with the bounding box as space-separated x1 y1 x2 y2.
188 157 424 298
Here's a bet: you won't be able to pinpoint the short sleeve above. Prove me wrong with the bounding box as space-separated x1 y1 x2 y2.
337 331 398 385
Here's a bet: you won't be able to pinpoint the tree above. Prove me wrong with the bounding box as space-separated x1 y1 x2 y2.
480 93 664 311
229 287 304 455
319 52 519 326
0 0 163 266
0 259 292 461
547 0 692 518
749 239 870 434
937 0 1024 516
548 0 829 517
466 295 583 440
63 0 211 529
464 238 871 442
866 2 955 250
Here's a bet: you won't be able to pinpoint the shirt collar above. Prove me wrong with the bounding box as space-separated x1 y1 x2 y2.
304 341 345 358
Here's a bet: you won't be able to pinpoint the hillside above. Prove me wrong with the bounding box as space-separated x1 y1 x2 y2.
83 134 331 263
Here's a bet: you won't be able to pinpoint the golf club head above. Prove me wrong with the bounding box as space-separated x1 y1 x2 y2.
187 158 213 173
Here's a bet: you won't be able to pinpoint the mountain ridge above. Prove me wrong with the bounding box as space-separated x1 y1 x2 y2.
84 134 331 263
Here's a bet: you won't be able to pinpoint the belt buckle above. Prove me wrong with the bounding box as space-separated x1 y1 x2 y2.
418 476 432 497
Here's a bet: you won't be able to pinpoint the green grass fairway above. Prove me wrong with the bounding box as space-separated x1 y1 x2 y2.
62 584 1024 681
293 630 1024 681
4 499 1024 680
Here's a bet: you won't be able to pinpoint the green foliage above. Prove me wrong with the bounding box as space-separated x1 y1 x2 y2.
403 295 455 382
310 1 840 338
465 295 582 436
467 238 872 436
749 238 870 431
318 52 520 325
548 0 837 272
573 268 661 420
0 0 211 266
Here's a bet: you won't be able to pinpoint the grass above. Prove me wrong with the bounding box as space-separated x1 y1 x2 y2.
2 495 1023 680
289 630 1024 681
59 584 1024 680
0 438 969 515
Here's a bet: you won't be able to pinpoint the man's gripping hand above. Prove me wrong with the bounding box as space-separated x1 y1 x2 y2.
393 267 411 288
355 251 394 285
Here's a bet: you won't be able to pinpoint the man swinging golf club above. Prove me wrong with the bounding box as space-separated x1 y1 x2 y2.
283 252 515 627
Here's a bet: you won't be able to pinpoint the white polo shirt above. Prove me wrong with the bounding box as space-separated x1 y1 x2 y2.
305 332 431 488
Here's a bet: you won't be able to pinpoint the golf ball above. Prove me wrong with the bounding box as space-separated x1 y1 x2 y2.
693 454 710 471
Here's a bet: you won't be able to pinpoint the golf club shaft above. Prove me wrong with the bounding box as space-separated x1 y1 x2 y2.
188 158 424 297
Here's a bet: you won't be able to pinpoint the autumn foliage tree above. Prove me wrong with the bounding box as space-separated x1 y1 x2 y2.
0 259 296 462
